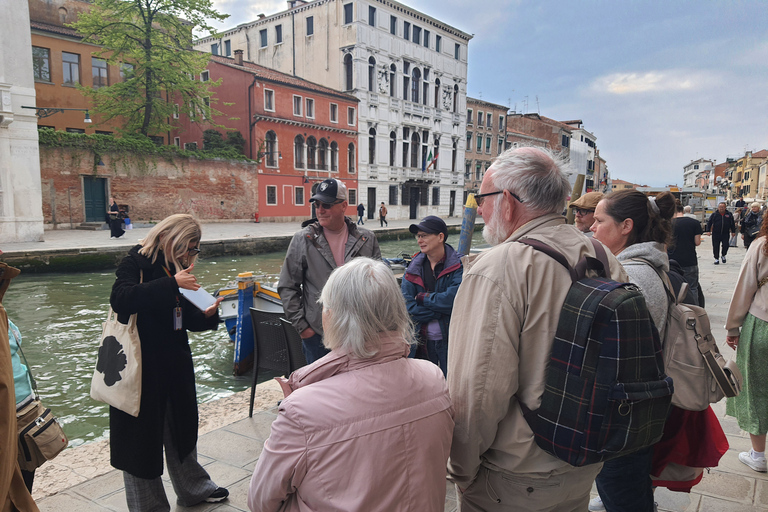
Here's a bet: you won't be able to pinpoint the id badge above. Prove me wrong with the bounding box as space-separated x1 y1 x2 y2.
173 307 183 330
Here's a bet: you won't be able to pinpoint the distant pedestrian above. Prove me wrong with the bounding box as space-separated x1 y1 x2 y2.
379 202 388 227
357 203 365 225
741 203 763 249
568 191 603 236
108 197 125 239
726 213 768 474
706 202 736 264
669 199 703 306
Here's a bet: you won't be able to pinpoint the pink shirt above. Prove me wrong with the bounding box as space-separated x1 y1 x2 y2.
323 226 349 267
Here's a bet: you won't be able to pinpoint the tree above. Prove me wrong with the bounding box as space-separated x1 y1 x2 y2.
70 0 227 137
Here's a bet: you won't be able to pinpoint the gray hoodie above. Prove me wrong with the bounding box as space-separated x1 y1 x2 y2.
617 241 670 332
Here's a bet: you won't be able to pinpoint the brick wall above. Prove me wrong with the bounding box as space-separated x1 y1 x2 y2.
41 147 259 226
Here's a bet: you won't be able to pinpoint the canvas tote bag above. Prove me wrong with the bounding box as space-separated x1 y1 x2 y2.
90 271 142 417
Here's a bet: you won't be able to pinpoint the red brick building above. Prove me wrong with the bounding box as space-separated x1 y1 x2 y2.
171 53 360 222
505 113 573 154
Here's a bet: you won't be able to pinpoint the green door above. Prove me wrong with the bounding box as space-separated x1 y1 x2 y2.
83 176 107 223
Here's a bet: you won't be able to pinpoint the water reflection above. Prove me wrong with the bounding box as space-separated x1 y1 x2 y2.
3 232 485 446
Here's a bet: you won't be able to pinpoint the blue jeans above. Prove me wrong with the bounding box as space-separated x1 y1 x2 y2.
595 446 655 512
408 338 447 377
301 333 330 364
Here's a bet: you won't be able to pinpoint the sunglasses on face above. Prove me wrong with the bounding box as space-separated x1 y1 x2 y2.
474 190 524 207
316 200 343 210
573 208 595 216
188 247 201 256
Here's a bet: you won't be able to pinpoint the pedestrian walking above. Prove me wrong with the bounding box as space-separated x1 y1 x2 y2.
109 214 229 511
379 202 388 227
357 203 365 225
741 202 763 249
706 202 736 264
726 213 768 474
669 199 703 306
108 197 125 239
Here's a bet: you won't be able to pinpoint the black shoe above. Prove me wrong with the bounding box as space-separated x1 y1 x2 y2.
205 487 229 503
722 256 727 264
714 259 719 265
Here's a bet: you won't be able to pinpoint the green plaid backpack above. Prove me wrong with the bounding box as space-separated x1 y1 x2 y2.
517 238 673 467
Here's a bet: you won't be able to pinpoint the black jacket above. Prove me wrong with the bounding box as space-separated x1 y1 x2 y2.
706 211 735 237
108 246 219 478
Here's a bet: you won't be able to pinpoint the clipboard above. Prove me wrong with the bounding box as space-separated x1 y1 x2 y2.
179 287 217 312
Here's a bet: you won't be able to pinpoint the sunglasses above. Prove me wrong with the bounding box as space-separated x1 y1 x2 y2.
573 208 595 216
474 190 524 207
188 247 201 256
316 200 343 209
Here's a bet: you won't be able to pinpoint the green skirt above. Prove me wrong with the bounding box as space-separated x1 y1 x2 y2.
726 313 768 435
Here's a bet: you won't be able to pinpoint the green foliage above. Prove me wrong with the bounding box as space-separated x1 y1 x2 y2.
203 129 226 150
69 0 228 136
38 128 252 162
226 130 246 155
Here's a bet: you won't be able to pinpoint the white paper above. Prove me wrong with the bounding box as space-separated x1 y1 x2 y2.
179 287 217 312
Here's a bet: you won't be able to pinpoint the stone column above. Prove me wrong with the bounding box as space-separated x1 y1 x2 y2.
0 0 44 242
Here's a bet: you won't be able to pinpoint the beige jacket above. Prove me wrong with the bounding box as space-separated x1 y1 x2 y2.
726 236 768 336
446 214 627 488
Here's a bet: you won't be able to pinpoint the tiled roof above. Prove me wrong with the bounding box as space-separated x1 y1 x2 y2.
210 55 358 102
751 150 768 158
31 20 81 39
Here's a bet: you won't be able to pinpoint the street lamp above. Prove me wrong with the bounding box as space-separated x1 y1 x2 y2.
21 106 92 123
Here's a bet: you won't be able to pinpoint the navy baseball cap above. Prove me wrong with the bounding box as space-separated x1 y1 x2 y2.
409 216 448 238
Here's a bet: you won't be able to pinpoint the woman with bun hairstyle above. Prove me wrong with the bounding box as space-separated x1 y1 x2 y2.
588 190 676 512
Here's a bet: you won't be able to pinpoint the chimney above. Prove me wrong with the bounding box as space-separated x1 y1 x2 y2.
234 49 243 66
257 13 266 19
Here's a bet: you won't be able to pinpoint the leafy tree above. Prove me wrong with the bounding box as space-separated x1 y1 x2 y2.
70 0 227 137
226 130 246 154
203 129 225 151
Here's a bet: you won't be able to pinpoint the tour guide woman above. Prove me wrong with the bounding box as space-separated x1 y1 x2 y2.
109 214 227 511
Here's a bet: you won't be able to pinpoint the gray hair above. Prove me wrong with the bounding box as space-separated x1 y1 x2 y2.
489 146 571 214
683 205 692 213
319 258 414 358
752 202 761 209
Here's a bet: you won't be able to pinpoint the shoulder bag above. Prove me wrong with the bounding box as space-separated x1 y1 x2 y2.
90 271 143 417
15 335 69 471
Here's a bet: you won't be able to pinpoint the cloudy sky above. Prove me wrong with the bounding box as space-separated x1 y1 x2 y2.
207 0 767 187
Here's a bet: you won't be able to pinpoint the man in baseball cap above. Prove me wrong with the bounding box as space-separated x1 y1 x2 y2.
402 215 462 376
568 191 604 235
279 178 380 363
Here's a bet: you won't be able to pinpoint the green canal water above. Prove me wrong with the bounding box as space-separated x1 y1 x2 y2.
4 233 485 447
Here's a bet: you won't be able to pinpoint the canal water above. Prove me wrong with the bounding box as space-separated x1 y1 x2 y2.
4 233 485 447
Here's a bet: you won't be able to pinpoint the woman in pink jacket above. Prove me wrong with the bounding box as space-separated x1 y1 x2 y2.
248 257 454 512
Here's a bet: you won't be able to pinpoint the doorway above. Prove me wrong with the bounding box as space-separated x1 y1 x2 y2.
367 187 376 220
449 190 456 217
83 176 107 223
409 187 420 219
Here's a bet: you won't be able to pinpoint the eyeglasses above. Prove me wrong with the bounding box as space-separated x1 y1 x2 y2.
474 190 524 207
188 247 201 256
573 208 595 216
316 200 343 210
415 233 437 240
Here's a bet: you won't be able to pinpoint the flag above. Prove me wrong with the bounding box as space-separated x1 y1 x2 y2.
426 151 439 171
422 150 431 172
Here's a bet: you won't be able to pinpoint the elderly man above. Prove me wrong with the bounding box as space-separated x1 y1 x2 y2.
402 216 462 376
568 191 603 235
706 201 736 264
278 178 380 363
447 147 627 512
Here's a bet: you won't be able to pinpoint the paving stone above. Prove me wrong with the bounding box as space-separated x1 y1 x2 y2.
224 411 278 442
197 460 253 489
217 475 251 512
696 468 755 504
699 494 768 511
654 487 701 511
38 491 116 511
198 429 264 468
68 469 124 500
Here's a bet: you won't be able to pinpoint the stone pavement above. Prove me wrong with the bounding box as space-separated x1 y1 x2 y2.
29 234 768 511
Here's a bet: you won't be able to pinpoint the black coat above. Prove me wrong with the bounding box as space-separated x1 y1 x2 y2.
109 246 219 479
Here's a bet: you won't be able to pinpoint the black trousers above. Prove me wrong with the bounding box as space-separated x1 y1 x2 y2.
712 235 730 259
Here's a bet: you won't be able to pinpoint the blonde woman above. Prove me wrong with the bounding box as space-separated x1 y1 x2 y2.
109 214 226 511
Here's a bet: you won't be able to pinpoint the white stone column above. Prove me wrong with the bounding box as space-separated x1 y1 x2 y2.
0 0 44 242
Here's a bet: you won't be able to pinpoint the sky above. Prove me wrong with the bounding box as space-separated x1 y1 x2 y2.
206 0 768 187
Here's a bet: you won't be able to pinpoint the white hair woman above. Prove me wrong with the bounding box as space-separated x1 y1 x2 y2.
741 202 763 249
109 214 228 511
248 257 454 512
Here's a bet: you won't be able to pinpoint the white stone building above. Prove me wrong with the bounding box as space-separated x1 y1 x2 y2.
683 158 714 188
0 0 44 242
195 0 472 219
562 120 597 195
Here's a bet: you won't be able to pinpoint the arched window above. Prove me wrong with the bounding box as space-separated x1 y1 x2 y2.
389 131 396 166
422 68 429 106
265 131 277 167
307 136 317 169
368 57 376 92
343 53 353 91
389 64 396 97
318 138 329 170
410 131 420 168
330 141 339 172
294 135 305 169
434 78 440 109
368 128 376 164
411 67 420 104
451 139 457 172
348 142 356 173
453 84 459 113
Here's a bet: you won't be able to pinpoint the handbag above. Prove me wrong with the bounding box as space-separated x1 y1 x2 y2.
748 224 761 238
14 338 68 471
90 271 143 417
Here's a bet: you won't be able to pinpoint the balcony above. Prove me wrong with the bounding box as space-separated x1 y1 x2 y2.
391 166 440 182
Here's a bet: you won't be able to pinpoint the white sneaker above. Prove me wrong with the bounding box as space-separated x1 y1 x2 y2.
588 496 605 511
739 450 767 472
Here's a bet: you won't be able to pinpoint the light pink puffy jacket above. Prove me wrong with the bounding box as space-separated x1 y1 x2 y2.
248 332 454 512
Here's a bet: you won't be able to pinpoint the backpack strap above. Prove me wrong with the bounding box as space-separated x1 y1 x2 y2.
518 238 609 283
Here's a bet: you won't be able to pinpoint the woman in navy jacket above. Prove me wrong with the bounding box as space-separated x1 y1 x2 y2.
401 216 463 376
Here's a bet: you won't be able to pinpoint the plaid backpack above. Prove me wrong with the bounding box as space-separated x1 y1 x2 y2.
517 238 673 467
